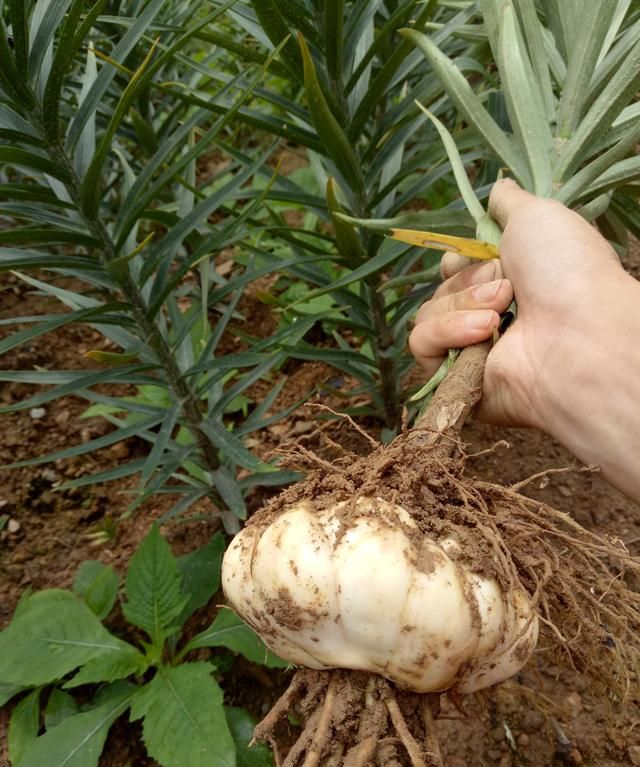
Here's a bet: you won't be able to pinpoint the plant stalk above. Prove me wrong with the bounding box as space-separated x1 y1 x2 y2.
414 341 490 459
365 283 401 429
42 129 222 475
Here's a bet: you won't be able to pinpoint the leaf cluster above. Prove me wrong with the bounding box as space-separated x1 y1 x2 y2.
1 526 284 767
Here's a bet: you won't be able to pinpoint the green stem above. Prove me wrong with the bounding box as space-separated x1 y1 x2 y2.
39 121 222 475
366 283 400 429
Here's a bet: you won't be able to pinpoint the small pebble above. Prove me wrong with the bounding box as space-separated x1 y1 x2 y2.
517 733 530 747
569 748 583 764
7 519 20 533
521 710 544 734
29 407 46 419
563 692 583 719
628 745 640 766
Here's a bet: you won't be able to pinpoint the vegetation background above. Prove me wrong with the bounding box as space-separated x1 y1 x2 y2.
1 0 640 765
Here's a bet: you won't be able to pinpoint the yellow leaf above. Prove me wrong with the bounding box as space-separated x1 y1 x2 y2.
388 228 498 260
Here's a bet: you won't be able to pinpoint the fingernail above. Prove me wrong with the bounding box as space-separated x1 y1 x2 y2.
464 310 495 329
473 261 498 282
474 279 502 302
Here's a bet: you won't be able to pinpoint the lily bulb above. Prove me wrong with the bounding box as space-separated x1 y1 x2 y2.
222 497 538 693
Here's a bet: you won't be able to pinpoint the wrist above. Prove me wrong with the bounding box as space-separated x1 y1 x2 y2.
539 272 640 499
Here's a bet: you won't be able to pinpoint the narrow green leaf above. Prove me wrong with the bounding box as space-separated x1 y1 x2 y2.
199 420 263 472
538 0 575 60
66 0 166 151
338 208 476 236
28 0 73 77
556 0 617 137
9 689 41 765
0 591 138 687
44 689 79 730
580 155 640 198
140 404 180 485
19 682 135 767
0 18 34 106
555 36 640 182
0 147 71 181
2 414 163 468
7 0 29 77
212 466 247 520
130 664 236 767
403 28 530 186
123 526 187 645
324 0 344 83
185 608 288 668
225 707 274 767
498 3 553 197
73 560 120 620
81 40 158 218
0 227 97 247
415 103 486 222
249 0 301 78
43 0 108 141
558 120 640 205
349 0 438 140
297 33 364 194
515 0 555 120
0 304 120 357
326 177 365 267
176 534 226 625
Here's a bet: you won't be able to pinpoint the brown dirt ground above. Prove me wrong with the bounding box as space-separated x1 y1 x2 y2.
1 241 640 766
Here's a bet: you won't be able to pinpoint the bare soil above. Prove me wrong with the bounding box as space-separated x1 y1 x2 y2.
2 240 640 765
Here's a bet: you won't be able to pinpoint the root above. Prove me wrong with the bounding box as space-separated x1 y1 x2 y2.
256 669 445 767
246 340 640 762
385 696 427 767
301 676 338 767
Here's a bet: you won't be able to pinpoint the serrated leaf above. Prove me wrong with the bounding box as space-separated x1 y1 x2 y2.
44 689 79 730
130 664 236 767
0 591 140 687
225 707 274 767
9 688 41 765
73 560 120 620
176 533 226 625
64 646 147 689
18 682 135 767
185 608 288 669
123 526 187 646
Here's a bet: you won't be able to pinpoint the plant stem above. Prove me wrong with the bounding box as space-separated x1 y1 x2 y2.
366 283 400 429
415 341 490 459
43 130 222 475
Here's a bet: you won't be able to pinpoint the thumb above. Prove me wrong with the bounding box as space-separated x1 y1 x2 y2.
488 178 537 229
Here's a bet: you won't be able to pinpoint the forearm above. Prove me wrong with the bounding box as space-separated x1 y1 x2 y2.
543 275 640 503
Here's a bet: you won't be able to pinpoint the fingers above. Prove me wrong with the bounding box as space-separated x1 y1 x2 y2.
409 309 501 375
441 251 473 279
488 178 537 229
415 260 503 323
410 261 513 375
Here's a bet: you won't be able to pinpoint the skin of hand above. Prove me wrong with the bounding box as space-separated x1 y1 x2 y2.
410 178 640 501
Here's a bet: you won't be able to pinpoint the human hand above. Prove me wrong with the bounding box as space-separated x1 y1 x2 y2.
409 178 629 434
